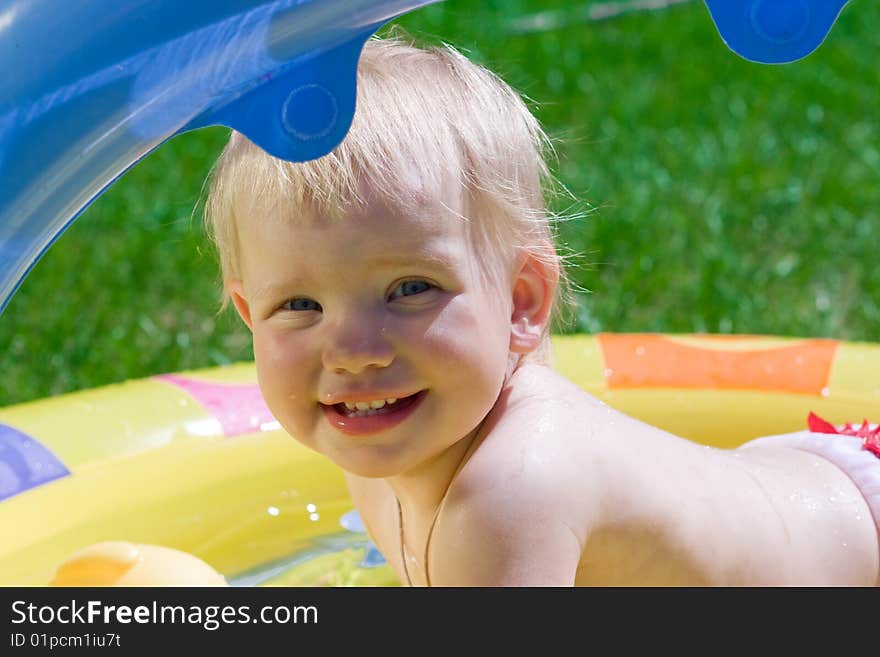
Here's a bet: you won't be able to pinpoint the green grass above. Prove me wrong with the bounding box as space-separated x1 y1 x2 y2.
2 0 878 406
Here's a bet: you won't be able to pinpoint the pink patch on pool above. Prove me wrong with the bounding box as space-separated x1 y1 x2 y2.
156 374 278 437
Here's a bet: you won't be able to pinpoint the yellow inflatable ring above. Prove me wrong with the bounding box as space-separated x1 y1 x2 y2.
1 332 878 586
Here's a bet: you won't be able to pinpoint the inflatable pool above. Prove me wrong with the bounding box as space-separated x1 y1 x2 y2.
0 1 870 586
2 332 878 586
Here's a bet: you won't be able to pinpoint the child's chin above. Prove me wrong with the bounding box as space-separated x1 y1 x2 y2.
340 459 405 479
332 447 417 479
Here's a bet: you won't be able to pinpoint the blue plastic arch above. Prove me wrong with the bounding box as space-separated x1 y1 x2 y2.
0 0 439 316
0 0 851 316
705 0 850 64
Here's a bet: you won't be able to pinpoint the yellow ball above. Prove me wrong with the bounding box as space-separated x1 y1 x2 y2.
49 541 227 586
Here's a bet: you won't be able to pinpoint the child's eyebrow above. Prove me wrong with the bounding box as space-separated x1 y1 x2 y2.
365 250 459 270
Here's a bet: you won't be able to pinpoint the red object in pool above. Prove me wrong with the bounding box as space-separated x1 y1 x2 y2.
808 412 880 458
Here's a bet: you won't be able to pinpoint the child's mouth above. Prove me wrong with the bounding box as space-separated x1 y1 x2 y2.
321 390 426 436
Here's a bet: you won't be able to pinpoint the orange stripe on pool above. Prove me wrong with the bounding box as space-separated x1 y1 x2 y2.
597 334 839 395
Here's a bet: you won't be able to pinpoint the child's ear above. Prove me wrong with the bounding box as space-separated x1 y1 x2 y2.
227 280 254 331
509 252 558 354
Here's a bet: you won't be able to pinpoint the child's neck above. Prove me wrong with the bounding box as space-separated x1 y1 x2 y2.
388 352 523 519
388 423 481 522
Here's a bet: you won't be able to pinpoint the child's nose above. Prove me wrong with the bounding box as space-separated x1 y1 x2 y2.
322 314 393 374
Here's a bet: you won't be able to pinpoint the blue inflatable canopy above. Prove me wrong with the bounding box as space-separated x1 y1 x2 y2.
0 0 850 315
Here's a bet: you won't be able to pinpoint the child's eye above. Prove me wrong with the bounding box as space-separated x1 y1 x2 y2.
389 279 434 300
281 298 322 312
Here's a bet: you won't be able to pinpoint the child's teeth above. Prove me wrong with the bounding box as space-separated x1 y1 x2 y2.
344 398 400 410
339 396 407 417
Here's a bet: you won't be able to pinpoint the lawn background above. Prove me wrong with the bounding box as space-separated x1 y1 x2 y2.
1 0 878 407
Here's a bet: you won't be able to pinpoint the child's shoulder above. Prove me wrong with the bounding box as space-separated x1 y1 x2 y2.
423 365 602 583
482 361 607 438
444 364 604 523
507 360 586 395
446 359 679 530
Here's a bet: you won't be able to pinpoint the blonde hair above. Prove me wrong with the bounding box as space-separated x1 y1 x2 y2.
205 33 573 363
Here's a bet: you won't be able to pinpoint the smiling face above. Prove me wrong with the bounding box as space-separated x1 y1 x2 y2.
228 186 517 478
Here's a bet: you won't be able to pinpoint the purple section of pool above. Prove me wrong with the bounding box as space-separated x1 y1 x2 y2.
155 374 278 437
0 424 70 501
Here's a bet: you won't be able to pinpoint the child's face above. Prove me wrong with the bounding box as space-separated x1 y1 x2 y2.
229 185 515 477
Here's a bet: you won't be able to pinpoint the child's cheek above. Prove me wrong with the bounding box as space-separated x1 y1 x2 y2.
431 295 508 354
416 296 509 390
251 326 319 438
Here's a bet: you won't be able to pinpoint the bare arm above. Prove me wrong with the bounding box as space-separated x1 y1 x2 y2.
428 465 586 587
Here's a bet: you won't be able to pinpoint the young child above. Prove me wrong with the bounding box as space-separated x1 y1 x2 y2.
205 36 879 586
